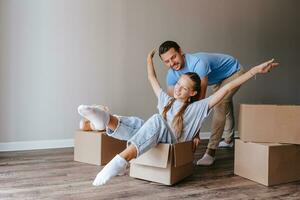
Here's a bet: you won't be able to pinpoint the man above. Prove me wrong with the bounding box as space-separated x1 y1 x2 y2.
158 41 244 165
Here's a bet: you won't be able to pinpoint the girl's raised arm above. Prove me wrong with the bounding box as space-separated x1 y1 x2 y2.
147 49 162 98
208 59 279 109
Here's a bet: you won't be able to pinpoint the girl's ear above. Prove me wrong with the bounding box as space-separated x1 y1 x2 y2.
190 90 197 97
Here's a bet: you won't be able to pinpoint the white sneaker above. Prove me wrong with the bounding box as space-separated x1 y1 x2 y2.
196 153 215 166
218 140 234 148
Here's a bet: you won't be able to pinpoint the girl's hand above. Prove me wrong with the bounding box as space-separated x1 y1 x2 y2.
192 137 201 152
251 59 279 75
147 48 156 63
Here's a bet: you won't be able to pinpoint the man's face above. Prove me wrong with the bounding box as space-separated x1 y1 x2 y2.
160 48 184 70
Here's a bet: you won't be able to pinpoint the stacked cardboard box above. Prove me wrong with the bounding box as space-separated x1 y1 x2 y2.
234 104 300 186
74 131 127 165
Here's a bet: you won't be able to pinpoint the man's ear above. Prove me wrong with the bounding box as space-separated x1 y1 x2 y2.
179 48 183 55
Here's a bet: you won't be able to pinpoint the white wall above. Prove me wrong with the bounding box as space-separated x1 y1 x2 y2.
0 0 299 148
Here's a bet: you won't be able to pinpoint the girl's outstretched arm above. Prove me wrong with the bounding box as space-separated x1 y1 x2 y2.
147 49 162 97
208 59 279 109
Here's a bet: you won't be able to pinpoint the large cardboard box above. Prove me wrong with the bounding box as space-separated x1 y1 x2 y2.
238 104 300 144
74 131 127 165
129 141 194 185
234 139 300 186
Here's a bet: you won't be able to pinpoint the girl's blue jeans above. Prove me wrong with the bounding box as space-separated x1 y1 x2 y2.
106 114 177 157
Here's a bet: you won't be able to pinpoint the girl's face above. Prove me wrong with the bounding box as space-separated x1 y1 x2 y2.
174 75 197 102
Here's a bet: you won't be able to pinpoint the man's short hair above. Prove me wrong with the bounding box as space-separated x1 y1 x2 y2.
159 41 181 57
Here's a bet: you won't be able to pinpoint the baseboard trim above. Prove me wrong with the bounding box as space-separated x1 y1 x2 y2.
0 139 74 152
0 131 235 152
200 132 211 139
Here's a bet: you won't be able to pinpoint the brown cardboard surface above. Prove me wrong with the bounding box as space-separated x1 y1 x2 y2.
74 131 126 165
101 134 128 164
170 163 194 184
130 141 194 185
268 145 300 185
173 141 194 167
238 104 300 144
234 139 300 186
131 144 170 168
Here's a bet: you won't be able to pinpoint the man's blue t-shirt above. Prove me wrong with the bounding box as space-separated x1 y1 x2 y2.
166 52 240 86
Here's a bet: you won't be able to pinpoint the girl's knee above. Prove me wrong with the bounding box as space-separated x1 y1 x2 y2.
149 113 164 122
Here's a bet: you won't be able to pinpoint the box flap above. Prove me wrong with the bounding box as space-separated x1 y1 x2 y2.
131 143 170 168
173 141 193 167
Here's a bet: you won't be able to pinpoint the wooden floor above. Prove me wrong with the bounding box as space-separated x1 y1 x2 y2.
1 141 300 200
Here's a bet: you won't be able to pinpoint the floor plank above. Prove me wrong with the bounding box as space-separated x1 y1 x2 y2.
0 141 299 200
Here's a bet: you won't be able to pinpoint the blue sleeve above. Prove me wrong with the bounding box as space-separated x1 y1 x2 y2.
166 70 178 86
193 60 211 78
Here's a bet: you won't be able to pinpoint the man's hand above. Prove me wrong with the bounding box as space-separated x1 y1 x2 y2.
192 137 201 152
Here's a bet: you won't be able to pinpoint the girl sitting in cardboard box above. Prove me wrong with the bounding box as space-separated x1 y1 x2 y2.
77 49 278 186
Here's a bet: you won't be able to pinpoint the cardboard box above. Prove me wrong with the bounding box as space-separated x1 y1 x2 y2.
74 131 127 165
234 139 300 186
238 104 300 144
129 141 194 185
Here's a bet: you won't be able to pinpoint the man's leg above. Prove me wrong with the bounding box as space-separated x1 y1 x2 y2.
218 101 235 147
197 68 244 165
197 89 237 165
224 101 234 143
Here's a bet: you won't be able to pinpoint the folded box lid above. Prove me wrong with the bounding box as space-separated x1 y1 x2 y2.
131 141 193 168
131 143 170 168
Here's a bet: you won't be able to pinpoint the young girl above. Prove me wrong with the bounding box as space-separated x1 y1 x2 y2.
77 49 278 186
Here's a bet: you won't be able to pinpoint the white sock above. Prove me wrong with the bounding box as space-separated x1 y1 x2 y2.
92 154 128 186
77 105 109 130
196 153 215 166
91 104 109 112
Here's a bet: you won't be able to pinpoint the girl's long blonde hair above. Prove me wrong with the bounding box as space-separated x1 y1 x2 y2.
162 72 201 139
